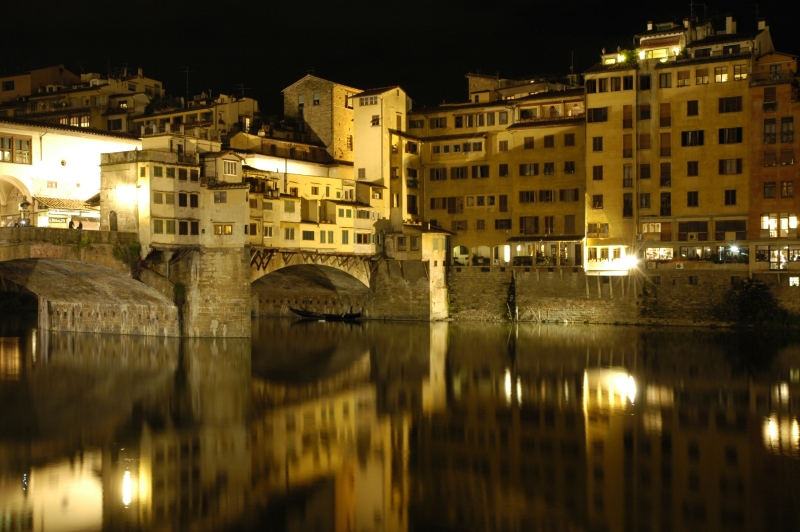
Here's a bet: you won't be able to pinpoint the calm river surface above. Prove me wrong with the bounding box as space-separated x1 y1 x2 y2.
1 315 800 532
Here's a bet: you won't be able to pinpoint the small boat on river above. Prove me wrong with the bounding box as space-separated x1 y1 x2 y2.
289 307 362 321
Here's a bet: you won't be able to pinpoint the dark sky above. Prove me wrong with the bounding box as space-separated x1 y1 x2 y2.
3 0 798 115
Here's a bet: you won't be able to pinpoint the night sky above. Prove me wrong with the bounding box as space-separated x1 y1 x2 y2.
3 0 799 115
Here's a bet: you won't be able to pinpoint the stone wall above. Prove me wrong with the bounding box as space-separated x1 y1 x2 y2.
369 260 440 320
172 247 252 338
448 265 800 326
41 299 179 336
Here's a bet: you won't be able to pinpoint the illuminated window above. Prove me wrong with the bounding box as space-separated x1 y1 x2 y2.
790 277 799 287
715 67 728 83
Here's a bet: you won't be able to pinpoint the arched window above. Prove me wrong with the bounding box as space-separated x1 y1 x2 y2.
109 211 118 231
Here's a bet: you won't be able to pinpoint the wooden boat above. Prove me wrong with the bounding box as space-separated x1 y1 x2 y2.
289 307 362 321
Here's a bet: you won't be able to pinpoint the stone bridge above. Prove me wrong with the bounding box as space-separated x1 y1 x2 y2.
0 227 179 336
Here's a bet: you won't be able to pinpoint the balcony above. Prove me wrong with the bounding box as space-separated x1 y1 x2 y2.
406 178 419 189
750 70 797 87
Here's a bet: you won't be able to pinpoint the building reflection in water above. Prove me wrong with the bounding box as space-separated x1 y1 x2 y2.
1 319 800 531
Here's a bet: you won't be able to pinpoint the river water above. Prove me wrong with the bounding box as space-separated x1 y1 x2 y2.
1 315 800 532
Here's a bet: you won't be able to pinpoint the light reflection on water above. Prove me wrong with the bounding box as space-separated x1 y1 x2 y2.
1 318 800 531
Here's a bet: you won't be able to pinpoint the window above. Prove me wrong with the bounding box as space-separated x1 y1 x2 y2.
559 188 580 201
223 160 237 175
639 75 651 90
592 166 604 180
539 190 554 202
660 103 671 127
688 191 699 206
687 161 699 176
623 75 634 90
782 181 794 198
499 111 508 125
715 67 728 83
359 95 378 106
179 221 188 235
623 165 633 187
499 195 508 212
724 190 737 205
733 65 747 81
719 127 743 144
520 216 539 235
153 192 163 204
719 159 743 174
659 73 671 88
524 137 534 149
544 135 555 148
153 219 163 234
371 115 380 126
455 116 463 128
677 71 690 87
719 97 742 113
782 117 794 143
765 119 777 144
543 163 555 175
781 150 794 166
598 78 608 92
302 230 315 241
214 191 227 203
191 221 199 235
452 220 467 231
284 227 295 240
107 118 122 130
451 167 468 179
519 164 539 176
519 191 536 203
487 112 495 126
499 164 509 177
166 220 176 234
764 151 777 166
190 194 198 208
178 193 187 207
499 140 508 152
696 68 709 85
682 130 704 146
586 79 597 93
564 133 575 146
610 77 621 91
520 108 537 120
640 193 651 208
405 142 418 154
592 137 603 151
587 107 608 123
639 133 651 149
623 105 633 129
165 193 175 205
430 168 447 181
640 164 651 179
592 195 604 209
495 219 512 230
166 167 175 178
660 192 671 216
687 100 698 116
408 119 423 129
284 199 296 213
2 80 15 91
0 135 31 164
764 182 777 198
660 162 671 186
430 117 446 128
312 92 320 105
639 104 651 120
660 132 671 156
564 161 575 174
178 168 188 181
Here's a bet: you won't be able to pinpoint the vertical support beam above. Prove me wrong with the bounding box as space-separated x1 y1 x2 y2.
596 276 601 298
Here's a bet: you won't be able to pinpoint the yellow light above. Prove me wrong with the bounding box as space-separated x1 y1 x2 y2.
504 369 512 404
639 51 646 60
673 47 680 55
617 54 624 63
115 184 138 207
122 471 132 506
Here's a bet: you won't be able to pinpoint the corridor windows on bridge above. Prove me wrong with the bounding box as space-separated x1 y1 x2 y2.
179 221 188 235
153 219 163 234
342 230 349 245
153 166 163 177
191 221 199 235
178 168 188 181
214 191 227 203
178 193 188 207
263 225 273 238
153 192 163 204
166 220 176 235
302 231 314 241
166 167 175 178
213 224 233 236
165 193 175 205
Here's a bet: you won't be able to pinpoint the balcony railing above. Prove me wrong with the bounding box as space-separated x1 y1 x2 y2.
750 70 797 87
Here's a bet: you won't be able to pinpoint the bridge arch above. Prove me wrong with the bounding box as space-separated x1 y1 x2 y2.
250 247 374 286
0 258 179 336
251 263 372 318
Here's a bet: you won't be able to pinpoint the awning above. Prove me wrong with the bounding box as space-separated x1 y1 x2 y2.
639 36 680 49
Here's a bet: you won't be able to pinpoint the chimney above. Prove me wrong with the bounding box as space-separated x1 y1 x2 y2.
725 14 736 34
683 18 690 29
138 67 143 77
758 18 766 31
647 21 653 31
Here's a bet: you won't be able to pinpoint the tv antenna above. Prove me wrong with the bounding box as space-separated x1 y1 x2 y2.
179 67 192 105
235 83 250 98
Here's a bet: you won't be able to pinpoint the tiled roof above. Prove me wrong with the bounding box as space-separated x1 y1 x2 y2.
281 74 361 93
207 181 249 189
584 61 640 74
506 234 584 243
402 222 454 235
387 128 421 141
506 116 585 130
354 86 400 98
512 87 585 102
0 116 139 140
685 31 763 48
654 52 752 69
420 132 487 142
34 197 95 211
634 27 685 39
